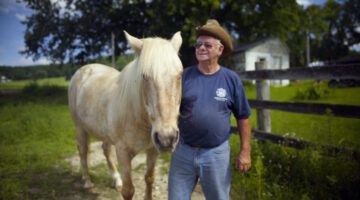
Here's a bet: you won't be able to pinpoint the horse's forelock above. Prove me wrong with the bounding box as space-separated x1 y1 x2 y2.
137 38 182 82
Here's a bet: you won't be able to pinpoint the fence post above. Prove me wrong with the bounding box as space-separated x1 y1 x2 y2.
255 61 271 132
111 32 115 68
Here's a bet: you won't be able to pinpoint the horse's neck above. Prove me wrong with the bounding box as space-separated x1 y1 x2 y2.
114 60 146 121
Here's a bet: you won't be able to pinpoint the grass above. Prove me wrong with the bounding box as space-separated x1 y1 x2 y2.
1 78 359 199
230 80 360 199
241 81 360 149
0 77 68 90
0 81 76 199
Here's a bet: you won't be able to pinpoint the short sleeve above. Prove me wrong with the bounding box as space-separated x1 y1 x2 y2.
231 76 251 120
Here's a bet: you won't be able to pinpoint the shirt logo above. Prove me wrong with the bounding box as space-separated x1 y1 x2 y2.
214 88 228 101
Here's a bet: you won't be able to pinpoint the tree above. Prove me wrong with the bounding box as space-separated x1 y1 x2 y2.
311 0 360 62
20 0 357 68
21 0 150 65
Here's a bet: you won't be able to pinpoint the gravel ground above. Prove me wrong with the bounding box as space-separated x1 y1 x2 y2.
62 142 205 200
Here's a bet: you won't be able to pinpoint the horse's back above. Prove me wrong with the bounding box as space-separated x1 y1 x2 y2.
69 63 119 102
70 63 119 85
68 64 120 138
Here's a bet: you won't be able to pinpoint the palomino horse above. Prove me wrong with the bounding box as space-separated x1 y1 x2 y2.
68 31 182 200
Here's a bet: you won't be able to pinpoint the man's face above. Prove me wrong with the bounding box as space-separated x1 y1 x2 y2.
195 35 224 63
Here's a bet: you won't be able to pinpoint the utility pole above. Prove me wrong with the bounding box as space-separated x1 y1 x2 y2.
111 32 115 68
306 31 311 67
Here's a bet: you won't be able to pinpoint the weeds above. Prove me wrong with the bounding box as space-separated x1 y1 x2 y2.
293 83 330 100
0 84 75 200
1 79 359 199
230 136 360 199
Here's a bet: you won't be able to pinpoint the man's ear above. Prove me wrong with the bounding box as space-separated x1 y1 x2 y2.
218 45 224 56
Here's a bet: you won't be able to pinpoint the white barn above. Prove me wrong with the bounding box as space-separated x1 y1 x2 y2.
232 37 290 86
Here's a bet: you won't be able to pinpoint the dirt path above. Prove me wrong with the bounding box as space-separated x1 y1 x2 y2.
63 142 204 200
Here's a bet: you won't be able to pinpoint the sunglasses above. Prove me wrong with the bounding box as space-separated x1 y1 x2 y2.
194 42 216 49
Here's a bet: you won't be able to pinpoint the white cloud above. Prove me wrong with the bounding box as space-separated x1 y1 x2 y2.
297 0 313 7
50 0 78 17
350 43 360 52
356 26 360 33
18 57 51 66
15 13 26 22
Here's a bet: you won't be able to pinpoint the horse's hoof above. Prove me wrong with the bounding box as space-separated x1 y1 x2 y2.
112 178 122 191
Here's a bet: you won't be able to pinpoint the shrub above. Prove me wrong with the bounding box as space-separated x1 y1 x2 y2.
20 82 68 104
293 83 330 100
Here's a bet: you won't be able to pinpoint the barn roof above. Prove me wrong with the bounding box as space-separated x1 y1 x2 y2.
232 37 289 55
233 37 270 54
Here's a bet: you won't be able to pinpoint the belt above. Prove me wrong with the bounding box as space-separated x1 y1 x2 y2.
185 143 213 149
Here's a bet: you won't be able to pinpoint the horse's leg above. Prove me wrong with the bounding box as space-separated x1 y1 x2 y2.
115 145 135 200
76 126 93 189
102 142 122 190
144 147 159 200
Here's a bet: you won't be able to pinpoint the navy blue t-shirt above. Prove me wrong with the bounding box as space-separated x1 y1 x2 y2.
179 65 251 148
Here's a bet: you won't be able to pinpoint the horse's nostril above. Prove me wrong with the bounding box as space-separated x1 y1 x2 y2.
154 132 160 145
153 130 179 151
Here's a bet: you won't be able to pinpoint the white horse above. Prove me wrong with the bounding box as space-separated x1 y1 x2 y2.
68 31 183 200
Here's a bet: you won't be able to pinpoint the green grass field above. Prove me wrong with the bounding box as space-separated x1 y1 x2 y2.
0 78 359 199
0 77 69 90
0 79 75 199
242 81 360 149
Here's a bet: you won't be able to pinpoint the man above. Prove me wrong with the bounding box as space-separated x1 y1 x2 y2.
168 19 252 200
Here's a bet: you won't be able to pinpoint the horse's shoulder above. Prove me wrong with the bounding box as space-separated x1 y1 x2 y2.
76 63 119 77
85 63 118 72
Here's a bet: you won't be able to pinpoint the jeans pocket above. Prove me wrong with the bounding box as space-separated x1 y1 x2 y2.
213 142 230 154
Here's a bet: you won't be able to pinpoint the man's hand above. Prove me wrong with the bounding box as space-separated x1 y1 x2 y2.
235 151 251 172
236 118 252 172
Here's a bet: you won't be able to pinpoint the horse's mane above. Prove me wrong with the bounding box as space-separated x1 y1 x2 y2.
115 37 182 124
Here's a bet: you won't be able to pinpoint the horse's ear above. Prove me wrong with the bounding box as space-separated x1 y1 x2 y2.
171 31 182 53
124 31 143 55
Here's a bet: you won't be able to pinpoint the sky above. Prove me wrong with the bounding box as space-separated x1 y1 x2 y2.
0 0 328 67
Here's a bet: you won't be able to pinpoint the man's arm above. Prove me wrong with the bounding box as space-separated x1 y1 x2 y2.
235 118 252 172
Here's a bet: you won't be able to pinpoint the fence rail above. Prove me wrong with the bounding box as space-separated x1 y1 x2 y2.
237 64 360 80
230 127 360 160
248 100 360 118
234 62 360 158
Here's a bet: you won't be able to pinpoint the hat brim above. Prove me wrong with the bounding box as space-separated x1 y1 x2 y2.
196 28 233 57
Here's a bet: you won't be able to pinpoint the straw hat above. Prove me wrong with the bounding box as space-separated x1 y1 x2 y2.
196 19 233 57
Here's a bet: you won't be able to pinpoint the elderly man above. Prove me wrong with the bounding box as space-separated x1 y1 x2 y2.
168 19 252 200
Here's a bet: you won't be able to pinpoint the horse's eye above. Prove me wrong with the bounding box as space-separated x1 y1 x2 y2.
142 74 149 81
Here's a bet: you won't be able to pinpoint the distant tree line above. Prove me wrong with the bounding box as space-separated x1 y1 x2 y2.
0 55 133 80
0 64 70 80
19 0 360 68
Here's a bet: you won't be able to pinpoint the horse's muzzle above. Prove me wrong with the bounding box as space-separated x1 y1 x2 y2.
153 131 179 152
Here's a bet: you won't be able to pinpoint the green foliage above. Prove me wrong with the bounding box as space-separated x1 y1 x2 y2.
1 79 359 199
230 81 360 199
229 136 360 200
0 77 68 90
0 55 134 81
0 65 67 80
22 82 65 97
293 82 330 100
312 0 360 61
0 82 75 199
242 81 360 149
19 0 359 66
94 55 134 71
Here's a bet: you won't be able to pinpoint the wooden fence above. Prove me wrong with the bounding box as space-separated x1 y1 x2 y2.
231 62 360 160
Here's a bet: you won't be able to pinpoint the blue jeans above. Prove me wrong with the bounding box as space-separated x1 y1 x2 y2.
168 140 231 200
